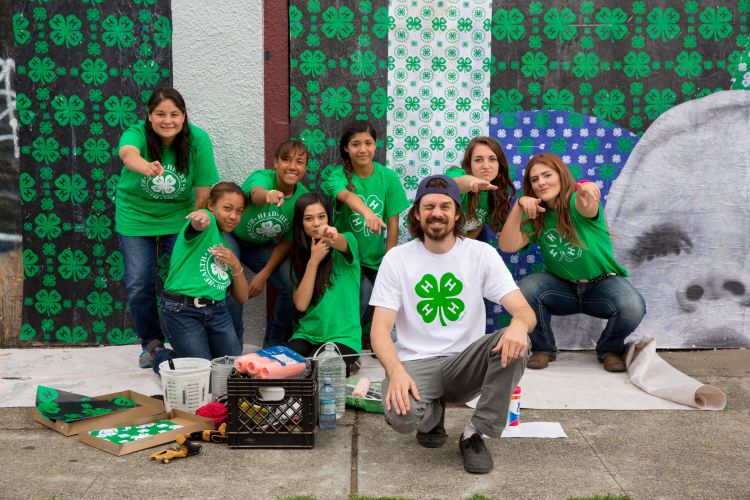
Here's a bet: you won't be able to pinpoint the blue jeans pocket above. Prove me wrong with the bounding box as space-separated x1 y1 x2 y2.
161 299 185 314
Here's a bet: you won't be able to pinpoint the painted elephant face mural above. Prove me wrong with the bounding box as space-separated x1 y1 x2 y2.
560 90 750 349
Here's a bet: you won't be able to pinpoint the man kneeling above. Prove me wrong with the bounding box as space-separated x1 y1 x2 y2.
370 175 536 474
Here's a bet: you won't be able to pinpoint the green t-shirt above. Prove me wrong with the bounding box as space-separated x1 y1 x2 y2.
523 193 627 281
164 210 233 301
232 169 309 243
322 162 409 269
445 167 490 232
115 121 219 236
291 233 362 352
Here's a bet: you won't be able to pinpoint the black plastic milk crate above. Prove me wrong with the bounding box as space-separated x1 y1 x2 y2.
227 361 318 448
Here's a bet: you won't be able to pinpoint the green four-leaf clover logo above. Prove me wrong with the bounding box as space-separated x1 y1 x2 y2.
415 273 465 326
542 229 582 263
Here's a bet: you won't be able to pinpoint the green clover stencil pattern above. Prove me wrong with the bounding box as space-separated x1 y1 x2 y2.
490 1 746 135
415 273 465 327
290 0 388 192
15 0 172 344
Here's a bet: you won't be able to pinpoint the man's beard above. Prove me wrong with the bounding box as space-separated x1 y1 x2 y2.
422 215 453 241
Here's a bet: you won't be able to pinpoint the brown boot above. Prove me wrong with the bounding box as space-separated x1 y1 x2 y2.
601 352 626 372
527 352 556 369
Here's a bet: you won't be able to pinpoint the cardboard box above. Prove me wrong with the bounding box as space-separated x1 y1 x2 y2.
78 409 215 456
34 390 165 436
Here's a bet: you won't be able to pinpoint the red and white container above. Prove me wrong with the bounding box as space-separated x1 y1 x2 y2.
506 385 521 427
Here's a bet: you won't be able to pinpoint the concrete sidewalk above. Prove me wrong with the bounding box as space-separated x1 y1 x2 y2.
1 349 748 500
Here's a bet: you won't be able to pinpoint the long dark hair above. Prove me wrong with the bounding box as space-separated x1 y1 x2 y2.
460 136 515 232
338 120 376 192
291 192 334 306
145 87 192 175
522 153 582 246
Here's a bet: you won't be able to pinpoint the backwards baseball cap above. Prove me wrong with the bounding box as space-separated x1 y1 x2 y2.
414 174 462 207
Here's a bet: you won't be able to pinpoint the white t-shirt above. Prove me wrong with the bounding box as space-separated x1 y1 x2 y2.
370 237 519 361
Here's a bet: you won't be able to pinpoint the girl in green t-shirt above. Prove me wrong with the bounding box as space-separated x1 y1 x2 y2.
160 182 249 362
447 136 516 241
499 153 645 373
226 140 310 348
322 120 409 327
116 88 219 369
287 193 361 375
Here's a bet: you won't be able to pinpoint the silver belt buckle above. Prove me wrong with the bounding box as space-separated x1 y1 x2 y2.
193 297 206 308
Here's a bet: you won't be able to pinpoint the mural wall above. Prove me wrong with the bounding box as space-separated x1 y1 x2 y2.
289 1 750 348
0 0 22 345
12 0 172 345
5 1 749 348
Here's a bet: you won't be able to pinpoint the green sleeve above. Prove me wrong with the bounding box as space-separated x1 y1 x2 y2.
445 167 467 179
118 121 147 153
383 168 409 218
322 167 348 198
189 125 219 187
246 169 274 191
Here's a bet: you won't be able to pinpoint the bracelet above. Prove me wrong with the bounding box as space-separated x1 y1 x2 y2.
232 267 244 276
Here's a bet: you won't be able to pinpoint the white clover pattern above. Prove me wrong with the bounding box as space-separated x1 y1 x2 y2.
149 174 177 194
254 220 282 238
387 0 491 205
210 260 229 281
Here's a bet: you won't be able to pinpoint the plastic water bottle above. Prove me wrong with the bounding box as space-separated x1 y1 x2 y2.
319 377 336 430
316 343 346 419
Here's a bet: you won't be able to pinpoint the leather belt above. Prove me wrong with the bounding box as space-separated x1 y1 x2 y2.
162 291 220 308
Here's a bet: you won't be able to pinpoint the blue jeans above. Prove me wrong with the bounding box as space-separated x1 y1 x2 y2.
518 272 646 359
360 266 378 326
225 235 294 347
160 298 241 360
118 233 178 349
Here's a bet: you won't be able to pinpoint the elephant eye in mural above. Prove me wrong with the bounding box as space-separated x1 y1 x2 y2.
554 90 750 349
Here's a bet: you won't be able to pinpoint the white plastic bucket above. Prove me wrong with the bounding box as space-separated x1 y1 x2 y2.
159 357 212 412
210 355 237 401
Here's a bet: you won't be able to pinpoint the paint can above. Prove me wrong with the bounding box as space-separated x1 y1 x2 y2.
506 385 521 427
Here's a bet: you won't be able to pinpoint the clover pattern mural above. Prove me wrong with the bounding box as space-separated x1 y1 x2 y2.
289 0 389 192
14 0 172 344
389 0 491 241
489 1 748 134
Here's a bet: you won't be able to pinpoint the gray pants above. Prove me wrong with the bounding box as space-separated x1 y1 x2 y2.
382 329 528 439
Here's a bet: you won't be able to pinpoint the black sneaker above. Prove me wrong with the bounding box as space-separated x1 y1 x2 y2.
459 432 494 474
416 400 447 448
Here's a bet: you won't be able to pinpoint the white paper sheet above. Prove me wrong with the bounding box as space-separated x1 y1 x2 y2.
500 422 567 438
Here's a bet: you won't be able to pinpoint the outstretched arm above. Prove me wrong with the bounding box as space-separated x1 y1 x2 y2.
336 190 387 235
574 181 600 218
250 186 285 207
450 174 498 194
119 145 164 177
371 307 420 415
498 198 534 252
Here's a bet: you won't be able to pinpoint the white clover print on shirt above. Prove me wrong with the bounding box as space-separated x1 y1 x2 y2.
350 194 384 237
140 164 187 200
542 228 582 263
200 246 231 290
415 272 465 327
245 212 289 243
